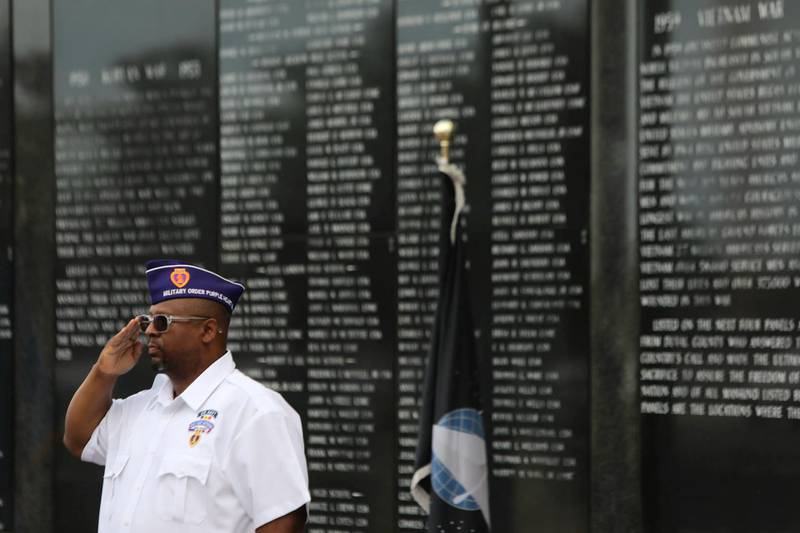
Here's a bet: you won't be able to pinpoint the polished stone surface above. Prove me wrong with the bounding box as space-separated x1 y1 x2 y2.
590 0 642 532
13 0 55 531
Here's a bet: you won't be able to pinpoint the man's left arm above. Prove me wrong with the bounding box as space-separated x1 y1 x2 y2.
225 411 310 531
256 505 306 533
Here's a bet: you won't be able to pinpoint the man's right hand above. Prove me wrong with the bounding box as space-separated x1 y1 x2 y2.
96 317 143 376
64 317 143 458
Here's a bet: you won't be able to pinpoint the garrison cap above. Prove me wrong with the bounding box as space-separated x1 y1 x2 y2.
145 259 245 312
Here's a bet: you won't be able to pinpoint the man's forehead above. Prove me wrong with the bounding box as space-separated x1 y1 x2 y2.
149 298 200 314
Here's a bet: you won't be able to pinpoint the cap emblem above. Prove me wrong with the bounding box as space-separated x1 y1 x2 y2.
170 268 191 288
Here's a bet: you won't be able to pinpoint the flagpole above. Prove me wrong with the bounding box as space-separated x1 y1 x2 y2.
433 119 454 163
433 120 465 244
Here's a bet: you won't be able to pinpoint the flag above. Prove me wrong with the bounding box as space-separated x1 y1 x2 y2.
410 158 491 532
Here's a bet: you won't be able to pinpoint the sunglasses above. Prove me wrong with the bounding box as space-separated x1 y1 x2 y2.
136 314 211 333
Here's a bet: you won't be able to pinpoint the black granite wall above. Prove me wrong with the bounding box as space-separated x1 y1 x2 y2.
12 0 56 531
10 0 800 533
33 0 597 532
0 1 12 529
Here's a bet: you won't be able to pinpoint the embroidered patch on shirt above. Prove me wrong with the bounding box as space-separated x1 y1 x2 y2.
188 409 218 447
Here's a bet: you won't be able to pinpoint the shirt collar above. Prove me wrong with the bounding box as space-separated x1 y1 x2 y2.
148 351 236 412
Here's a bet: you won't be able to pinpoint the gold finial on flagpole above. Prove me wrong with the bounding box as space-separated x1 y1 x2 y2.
433 119 454 163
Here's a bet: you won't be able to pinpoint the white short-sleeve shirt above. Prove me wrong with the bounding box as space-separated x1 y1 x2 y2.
81 352 310 533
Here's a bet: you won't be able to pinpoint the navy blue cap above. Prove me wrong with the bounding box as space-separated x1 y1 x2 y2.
145 259 245 312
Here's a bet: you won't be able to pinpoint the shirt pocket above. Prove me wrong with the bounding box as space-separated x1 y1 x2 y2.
155 452 212 524
101 454 129 521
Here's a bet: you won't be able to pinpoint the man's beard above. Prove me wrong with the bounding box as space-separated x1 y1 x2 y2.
147 343 166 373
150 352 166 373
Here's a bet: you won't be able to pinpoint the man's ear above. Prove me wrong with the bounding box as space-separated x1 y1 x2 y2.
200 318 220 344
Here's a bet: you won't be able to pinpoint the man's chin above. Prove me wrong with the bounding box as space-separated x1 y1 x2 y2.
150 357 165 373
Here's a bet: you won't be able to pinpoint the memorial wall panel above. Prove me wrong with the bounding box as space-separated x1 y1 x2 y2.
395 0 486 528
219 0 397 531
396 0 590 531
639 1 800 531
0 1 11 529
53 0 217 529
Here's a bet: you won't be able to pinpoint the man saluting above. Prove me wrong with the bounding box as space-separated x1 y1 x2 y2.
63 259 309 533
